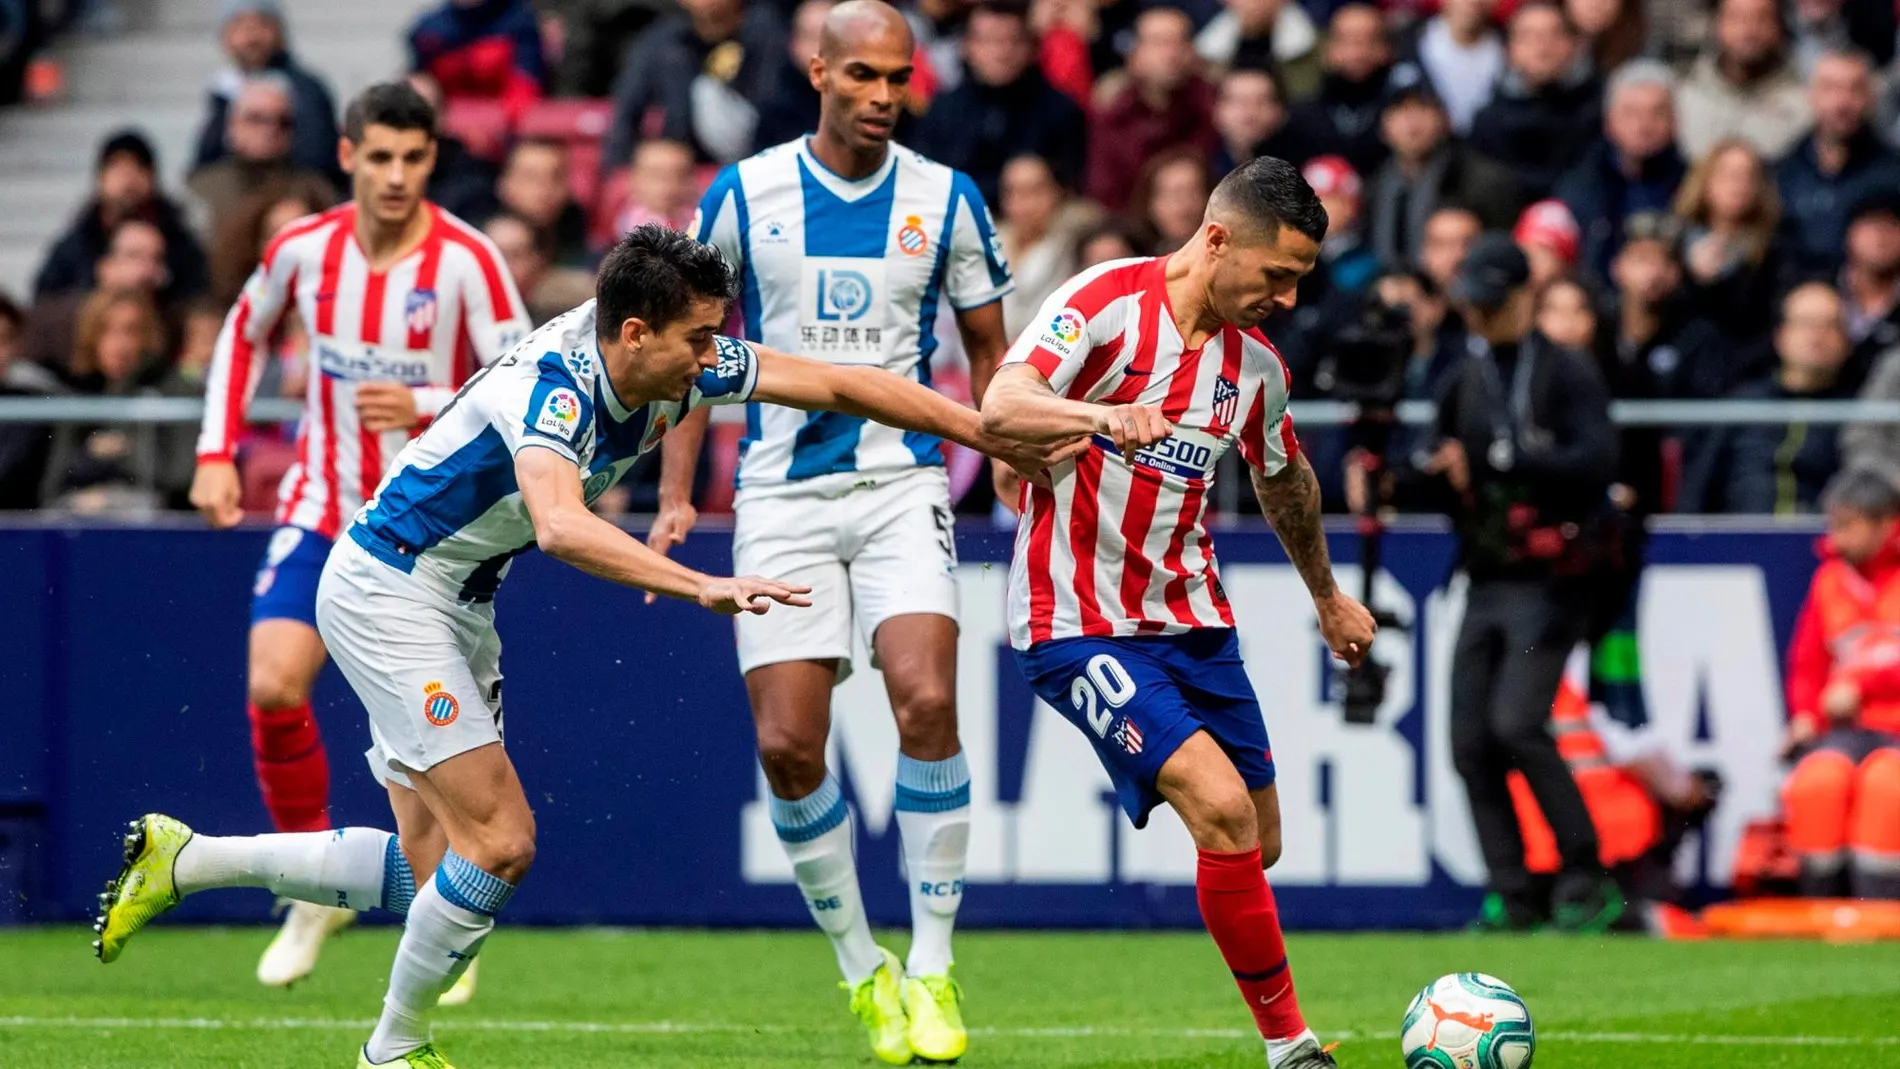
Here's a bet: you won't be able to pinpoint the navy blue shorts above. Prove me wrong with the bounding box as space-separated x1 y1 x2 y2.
1013 628 1275 828
250 526 332 628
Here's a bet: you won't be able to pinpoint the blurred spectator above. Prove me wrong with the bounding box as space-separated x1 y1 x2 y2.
1841 194 1900 387
35 131 208 305
497 140 591 266
1515 199 1581 287
539 0 675 96
1775 49 1900 277
1468 2 1602 201
615 139 699 237
43 290 185 514
753 0 831 149
187 75 328 244
1676 0 1812 162
997 154 1099 337
1788 0 1895 77
1417 205 1482 294
1075 217 1142 267
1682 281 1853 513
1367 76 1519 268
0 293 56 510
605 0 785 169
192 1 341 184
1411 0 1503 135
1285 4 1393 177
207 175 338 308
1607 212 1729 404
483 210 596 325
1193 0 1321 98
1084 8 1217 212
1532 272 1599 352
1564 0 1645 73
913 1 1087 205
1027 0 1098 104
1778 465 1900 900
1211 68 1297 174
1127 147 1210 254
408 0 546 124
1843 347 1900 475
906 0 970 102
405 71 500 224
1675 138 1783 338
23 220 182 375
1302 154 1378 298
1555 59 1685 279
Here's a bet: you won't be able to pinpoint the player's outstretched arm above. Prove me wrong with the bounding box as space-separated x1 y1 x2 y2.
1250 452 1376 666
981 363 1172 461
749 346 1083 479
515 446 812 615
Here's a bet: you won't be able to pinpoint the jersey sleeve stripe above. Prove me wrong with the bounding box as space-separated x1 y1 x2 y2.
438 210 521 321
317 375 343 539
1067 330 1128 401
205 295 257 460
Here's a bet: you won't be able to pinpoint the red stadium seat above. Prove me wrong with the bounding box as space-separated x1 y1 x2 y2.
517 98 616 217
441 98 511 161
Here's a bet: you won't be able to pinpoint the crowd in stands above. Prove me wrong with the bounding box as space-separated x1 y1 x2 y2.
5 0 1900 518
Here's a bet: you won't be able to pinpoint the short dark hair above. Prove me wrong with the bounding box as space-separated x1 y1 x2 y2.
1822 465 1900 519
343 82 437 142
971 0 1030 24
1207 156 1329 245
595 225 738 339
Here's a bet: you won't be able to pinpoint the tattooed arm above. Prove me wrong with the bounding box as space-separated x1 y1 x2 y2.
1251 451 1377 665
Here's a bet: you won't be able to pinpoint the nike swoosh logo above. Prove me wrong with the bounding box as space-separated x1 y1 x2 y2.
1258 990 1287 1006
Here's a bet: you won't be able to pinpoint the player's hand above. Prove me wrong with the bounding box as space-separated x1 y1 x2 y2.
355 382 421 432
1781 716 1819 759
643 497 699 605
189 459 245 529
1093 404 1171 463
992 461 1023 514
1316 590 1377 667
697 575 814 615
979 432 1089 487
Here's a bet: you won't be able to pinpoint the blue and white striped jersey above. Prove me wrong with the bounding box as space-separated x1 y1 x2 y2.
693 137 1013 497
345 300 759 602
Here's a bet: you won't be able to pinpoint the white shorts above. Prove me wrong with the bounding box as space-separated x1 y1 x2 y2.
316 534 504 790
732 468 959 682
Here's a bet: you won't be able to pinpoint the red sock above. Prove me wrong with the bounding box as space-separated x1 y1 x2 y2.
248 703 331 832
1197 847 1306 1040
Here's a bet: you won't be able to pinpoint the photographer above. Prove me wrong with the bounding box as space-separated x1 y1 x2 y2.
1425 234 1624 932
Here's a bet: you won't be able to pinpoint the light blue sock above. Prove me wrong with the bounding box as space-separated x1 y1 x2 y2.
366 849 516 1061
773 774 882 985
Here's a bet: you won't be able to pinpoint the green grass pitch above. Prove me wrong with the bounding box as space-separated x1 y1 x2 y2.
1 926 1896 1068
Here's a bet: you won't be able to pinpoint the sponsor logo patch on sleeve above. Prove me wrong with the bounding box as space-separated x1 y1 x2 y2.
534 387 582 439
1039 309 1086 359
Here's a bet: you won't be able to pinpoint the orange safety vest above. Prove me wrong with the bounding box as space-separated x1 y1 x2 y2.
1807 556 1900 735
1511 679 1661 873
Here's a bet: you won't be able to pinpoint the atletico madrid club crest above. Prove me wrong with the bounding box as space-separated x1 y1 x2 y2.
421 681 460 727
897 214 928 256
1211 375 1240 428
1112 716 1144 755
405 289 439 335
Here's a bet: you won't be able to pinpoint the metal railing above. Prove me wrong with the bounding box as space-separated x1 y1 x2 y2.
4 396 1900 427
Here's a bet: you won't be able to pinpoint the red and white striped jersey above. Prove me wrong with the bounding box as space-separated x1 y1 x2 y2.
1001 256 1299 649
196 203 531 538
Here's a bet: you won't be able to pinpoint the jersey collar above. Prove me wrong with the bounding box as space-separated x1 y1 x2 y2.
595 340 637 423
796 137 898 202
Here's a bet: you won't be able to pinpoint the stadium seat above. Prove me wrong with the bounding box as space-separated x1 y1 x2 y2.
441 97 511 162
518 99 615 210
238 436 299 516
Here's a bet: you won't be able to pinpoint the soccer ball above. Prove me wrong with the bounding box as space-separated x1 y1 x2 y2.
1399 972 1535 1069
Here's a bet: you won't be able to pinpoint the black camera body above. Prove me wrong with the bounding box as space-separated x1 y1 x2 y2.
1314 297 1413 412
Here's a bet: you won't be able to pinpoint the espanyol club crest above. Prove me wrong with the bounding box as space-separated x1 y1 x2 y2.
1211 375 1240 428
405 289 438 335
421 681 460 727
642 412 671 451
1111 716 1144 755
897 214 928 256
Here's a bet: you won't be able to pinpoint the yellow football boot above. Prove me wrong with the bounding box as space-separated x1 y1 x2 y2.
93 814 193 963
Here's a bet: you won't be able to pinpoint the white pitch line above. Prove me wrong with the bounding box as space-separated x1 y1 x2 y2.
1 1016 1897 1047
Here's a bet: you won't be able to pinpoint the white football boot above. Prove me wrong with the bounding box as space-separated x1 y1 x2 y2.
256 898 356 986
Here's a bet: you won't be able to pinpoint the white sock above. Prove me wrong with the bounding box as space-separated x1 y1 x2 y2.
895 751 970 977
1265 1028 1321 1068
773 775 883 985
173 828 411 913
366 850 513 1062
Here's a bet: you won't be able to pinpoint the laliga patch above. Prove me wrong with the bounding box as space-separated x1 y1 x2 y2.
535 387 581 439
1041 309 1085 359
421 681 460 727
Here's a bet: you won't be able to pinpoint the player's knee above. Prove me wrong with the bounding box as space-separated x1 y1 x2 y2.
892 685 958 756
465 828 537 884
1258 819 1283 869
247 665 310 711
755 726 828 799
1182 786 1259 853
